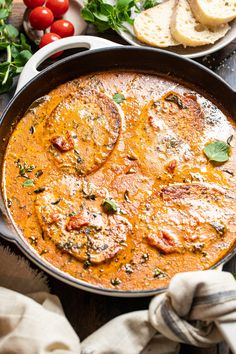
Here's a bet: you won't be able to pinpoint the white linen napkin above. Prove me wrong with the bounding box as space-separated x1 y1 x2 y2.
0 245 236 354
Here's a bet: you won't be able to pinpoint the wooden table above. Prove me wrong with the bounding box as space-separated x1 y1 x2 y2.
0 2 236 353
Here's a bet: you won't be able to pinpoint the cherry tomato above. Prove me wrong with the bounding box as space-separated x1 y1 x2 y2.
51 19 74 37
23 0 45 9
39 32 63 59
29 6 54 30
46 0 69 17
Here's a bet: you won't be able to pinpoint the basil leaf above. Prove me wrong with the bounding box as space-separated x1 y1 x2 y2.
81 8 95 22
0 8 9 19
22 179 34 187
102 198 117 213
14 50 32 66
113 93 125 104
93 11 109 21
4 24 19 40
203 141 230 163
143 0 161 9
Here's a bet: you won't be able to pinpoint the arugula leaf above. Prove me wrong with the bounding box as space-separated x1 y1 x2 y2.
113 93 125 104
203 141 230 163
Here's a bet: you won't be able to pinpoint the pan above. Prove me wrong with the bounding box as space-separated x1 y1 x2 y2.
0 36 236 297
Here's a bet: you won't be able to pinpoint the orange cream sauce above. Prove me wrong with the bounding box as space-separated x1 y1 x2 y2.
3 71 236 291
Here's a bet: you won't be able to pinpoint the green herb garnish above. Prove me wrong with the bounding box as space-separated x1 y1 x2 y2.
203 140 230 163
111 277 121 286
22 179 34 187
165 93 185 109
102 198 117 214
143 0 161 9
153 268 167 279
113 93 125 104
81 0 138 32
0 0 32 93
34 187 45 194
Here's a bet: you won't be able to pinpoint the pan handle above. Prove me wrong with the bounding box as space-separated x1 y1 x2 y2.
16 35 121 93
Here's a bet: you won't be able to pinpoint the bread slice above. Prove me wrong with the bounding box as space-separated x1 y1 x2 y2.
189 0 236 27
171 0 230 47
133 0 179 48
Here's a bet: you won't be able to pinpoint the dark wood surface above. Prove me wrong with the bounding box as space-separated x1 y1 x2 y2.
1 2 236 353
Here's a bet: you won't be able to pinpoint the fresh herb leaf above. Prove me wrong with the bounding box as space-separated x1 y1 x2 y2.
102 198 117 213
203 141 230 163
165 93 185 109
34 187 46 194
153 268 167 279
143 0 161 9
111 277 121 286
113 93 125 104
0 0 32 93
81 0 137 32
22 179 34 187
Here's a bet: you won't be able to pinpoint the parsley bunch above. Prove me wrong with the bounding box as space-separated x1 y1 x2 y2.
0 0 32 93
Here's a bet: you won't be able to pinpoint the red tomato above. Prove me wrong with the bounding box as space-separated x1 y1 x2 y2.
29 6 54 30
23 0 45 9
50 19 74 37
39 32 63 59
46 0 69 17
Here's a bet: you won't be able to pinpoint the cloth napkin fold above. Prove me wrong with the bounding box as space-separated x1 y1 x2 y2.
0 245 236 354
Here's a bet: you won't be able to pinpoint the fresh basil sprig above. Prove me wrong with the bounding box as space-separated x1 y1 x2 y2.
203 138 232 163
0 0 32 93
81 0 140 32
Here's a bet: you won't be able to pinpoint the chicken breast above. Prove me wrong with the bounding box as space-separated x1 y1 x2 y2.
45 91 121 176
138 182 236 254
35 187 131 264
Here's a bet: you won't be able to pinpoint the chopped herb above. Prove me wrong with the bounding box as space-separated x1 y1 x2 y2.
227 135 233 146
111 277 121 286
113 93 125 104
22 179 34 187
69 211 76 217
84 260 92 269
51 198 61 205
34 187 45 194
210 222 225 236
203 141 230 163
102 198 117 214
143 0 161 9
29 236 37 245
29 126 35 134
40 249 48 255
165 93 185 109
153 268 167 279
124 263 133 274
126 167 136 174
16 160 35 177
84 194 96 200
7 198 12 208
124 190 131 202
127 155 137 161
191 243 205 254
141 253 149 263
35 169 43 178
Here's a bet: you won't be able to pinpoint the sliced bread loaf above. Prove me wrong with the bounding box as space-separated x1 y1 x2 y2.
189 0 236 27
171 0 230 47
133 0 179 48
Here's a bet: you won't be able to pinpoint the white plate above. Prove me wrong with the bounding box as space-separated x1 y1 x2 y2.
119 19 236 59
23 0 87 44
